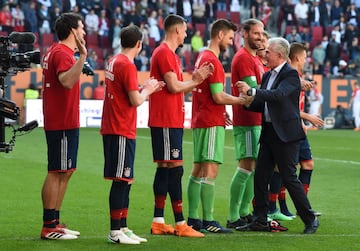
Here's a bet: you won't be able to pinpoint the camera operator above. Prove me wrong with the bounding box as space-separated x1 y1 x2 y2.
40 13 87 240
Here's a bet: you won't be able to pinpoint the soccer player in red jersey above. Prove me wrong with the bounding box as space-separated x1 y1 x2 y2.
101 25 163 245
187 19 249 233
228 19 266 228
148 14 213 237
41 13 86 240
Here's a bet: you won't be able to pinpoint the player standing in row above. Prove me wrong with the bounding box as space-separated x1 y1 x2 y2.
100 25 164 245
227 19 265 228
148 14 214 237
187 19 249 233
40 12 86 240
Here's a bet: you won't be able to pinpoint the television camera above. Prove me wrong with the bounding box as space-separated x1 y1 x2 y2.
0 32 40 153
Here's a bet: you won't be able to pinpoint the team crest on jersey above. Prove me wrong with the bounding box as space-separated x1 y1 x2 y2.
171 149 180 159
124 167 131 177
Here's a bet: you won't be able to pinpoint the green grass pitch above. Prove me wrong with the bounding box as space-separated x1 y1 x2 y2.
1 128 360 251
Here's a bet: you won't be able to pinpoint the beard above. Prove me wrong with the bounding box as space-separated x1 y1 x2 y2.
219 44 227 52
249 39 261 50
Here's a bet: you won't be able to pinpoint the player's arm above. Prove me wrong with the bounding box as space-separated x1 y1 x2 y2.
128 79 164 107
59 30 87 89
211 83 249 105
164 62 214 93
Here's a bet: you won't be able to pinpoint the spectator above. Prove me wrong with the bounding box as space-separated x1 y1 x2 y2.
123 7 141 27
281 0 296 29
50 5 61 33
312 42 326 73
299 26 312 43
37 3 51 34
122 0 136 15
87 49 99 70
343 23 359 53
216 0 227 11
157 0 169 16
192 0 206 25
136 0 148 22
112 19 122 55
322 59 332 77
205 0 217 28
250 0 262 20
0 4 13 33
168 0 177 14
98 9 110 41
295 0 309 27
24 1 38 33
334 59 350 77
230 0 241 12
330 0 343 26
325 33 341 73
285 26 302 43
11 3 25 32
85 8 99 35
309 0 321 28
177 0 192 23
191 30 204 54
137 50 149 71
319 0 331 35
112 6 124 27
331 24 341 43
347 3 358 26
260 1 272 28
148 10 161 44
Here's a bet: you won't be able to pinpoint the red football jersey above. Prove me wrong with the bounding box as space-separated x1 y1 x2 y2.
148 42 184 128
42 43 80 130
100 54 139 139
191 49 226 128
231 48 263 126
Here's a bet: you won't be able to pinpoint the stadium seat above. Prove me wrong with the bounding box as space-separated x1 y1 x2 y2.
86 34 98 47
41 33 54 47
217 11 228 19
312 26 323 41
195 23 206 37
230 12 241 24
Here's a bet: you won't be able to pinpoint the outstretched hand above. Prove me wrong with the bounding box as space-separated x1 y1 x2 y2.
192 62 214 84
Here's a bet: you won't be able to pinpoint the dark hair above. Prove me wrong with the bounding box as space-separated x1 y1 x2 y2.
210 19 238 39
164 14 186 32
289 42 307 61
55 13 83 40
242 18 264 33
120 25 143 48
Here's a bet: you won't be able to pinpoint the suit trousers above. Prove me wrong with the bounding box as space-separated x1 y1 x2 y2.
253 123 315 225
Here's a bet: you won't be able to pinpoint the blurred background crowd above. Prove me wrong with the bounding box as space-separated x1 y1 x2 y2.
1 0 359 78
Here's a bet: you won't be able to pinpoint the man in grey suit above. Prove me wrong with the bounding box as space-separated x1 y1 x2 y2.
237 37 319 234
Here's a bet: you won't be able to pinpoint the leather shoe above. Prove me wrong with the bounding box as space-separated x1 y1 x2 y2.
236 221 270 232
303 217 320 234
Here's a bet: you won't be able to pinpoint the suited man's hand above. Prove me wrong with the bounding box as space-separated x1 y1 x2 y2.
236 81 250 94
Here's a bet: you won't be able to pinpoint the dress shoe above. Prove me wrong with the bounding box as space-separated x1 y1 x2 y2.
303 217 320 234
236 221 270 232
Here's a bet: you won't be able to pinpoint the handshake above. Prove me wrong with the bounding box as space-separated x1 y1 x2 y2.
235 81 254 106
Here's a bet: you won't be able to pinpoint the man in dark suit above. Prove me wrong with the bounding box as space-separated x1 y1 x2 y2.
237 37 319 234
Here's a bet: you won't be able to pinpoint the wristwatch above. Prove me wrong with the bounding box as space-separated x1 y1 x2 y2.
247 88 255 96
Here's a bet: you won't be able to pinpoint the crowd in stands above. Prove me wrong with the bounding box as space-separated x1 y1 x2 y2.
1 0 359 78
